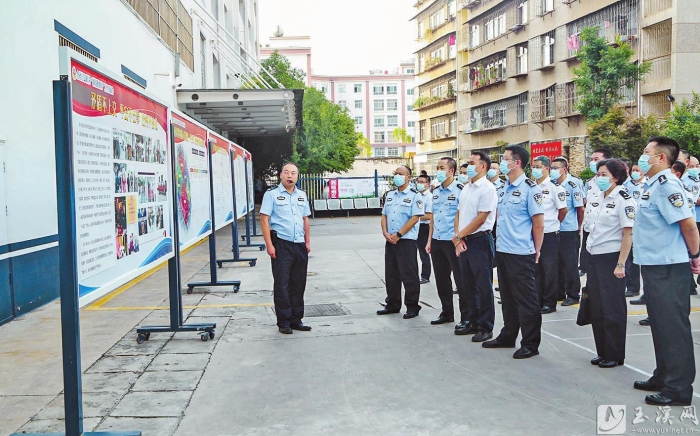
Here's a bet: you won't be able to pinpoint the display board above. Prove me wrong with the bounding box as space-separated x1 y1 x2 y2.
209 132 234 229
530 141 562 163
328 178 375 199
231 142 248 217
246 152 254 212
171 111 212 250
67 57 173 298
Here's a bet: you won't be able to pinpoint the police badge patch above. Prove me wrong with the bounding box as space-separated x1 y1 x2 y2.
668 193 684 208
625 206 635 219
558 192 566 202
574 192 582 201
416 200 423 209
633 191 640 199
694 186 699 197
534 193 543 205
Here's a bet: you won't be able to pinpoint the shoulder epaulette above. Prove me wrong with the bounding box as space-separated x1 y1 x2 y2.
568 180 577 188
267 186 277 191
410 188 418 193
690 175 699 183
525 179 537 187
570 174 581 179
659 175 668 184
552 180 560 186
456 183 464 189
388 188 397 192
619 190 631 200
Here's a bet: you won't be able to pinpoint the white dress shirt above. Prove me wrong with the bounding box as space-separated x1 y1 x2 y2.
586 186 636 255
457 175 498 234
537 178 567 233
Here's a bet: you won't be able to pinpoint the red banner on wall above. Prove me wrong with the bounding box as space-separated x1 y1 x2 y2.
328 179 339 199
531 141 562 163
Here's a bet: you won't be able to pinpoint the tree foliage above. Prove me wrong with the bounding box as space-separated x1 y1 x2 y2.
574 27 651 121
662 92 700 156
358 135 372 157
250 51 305 89
391 127 410 144
587 106 661 160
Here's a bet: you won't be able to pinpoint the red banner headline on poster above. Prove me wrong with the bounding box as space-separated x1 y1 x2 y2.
70 60 167 131
230 142 246 158
530 141 562 163
208 132 230 156
171 112 207 148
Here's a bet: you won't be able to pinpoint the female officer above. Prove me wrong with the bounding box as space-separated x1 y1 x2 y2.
584 158 636 368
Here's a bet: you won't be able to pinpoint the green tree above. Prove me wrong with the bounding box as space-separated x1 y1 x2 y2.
662 92 700 156
358 135 372 158
291 87 361 173
587 106 661 160
250 51 305 89
573 27 651 121
391 127 410 144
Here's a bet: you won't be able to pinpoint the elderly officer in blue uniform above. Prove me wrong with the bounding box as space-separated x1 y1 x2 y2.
260 163 312 335
551 157 585 306
378 165 425 318
632 137 700 406
482 145 545 359
427 157 466 327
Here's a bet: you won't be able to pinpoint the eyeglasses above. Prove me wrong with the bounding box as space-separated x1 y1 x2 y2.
500 157 517 163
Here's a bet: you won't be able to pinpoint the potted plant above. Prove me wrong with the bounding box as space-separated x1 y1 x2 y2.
446 83 455 98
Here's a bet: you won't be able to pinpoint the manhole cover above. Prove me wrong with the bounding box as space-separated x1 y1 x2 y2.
273 303 350 317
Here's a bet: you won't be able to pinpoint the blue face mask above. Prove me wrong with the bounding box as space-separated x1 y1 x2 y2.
416 183 426 191
466 165 478 179
596 176 612 191
531 168 543 180
550 169 561 180
688 168 700 178
631 171 642 181
458 174 469 184
500 160 512 175
436 170 447 183
487 169 497 179
638 154 659 174
393 175 406 187
589 161 598 172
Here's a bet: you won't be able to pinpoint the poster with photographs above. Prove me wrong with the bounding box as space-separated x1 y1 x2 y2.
171 112 212 250
231 142 248 218
68 56 172 302
209 132 234 229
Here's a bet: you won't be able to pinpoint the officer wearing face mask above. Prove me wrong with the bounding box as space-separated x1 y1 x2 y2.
415 175 434 284
689 156 700 292
581 148 613 276
624 163 646 301
458 164 470 184
489 163 505 193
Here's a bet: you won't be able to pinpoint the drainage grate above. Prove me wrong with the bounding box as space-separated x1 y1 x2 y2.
273 303 350 317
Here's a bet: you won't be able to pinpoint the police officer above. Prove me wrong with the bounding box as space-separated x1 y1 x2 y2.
415 174 434 284
483 145 545 359
260 163 312 335
552 157 585 306
532 156 567 314
624 163 646 301
678 157 700 295
378 165 425 318
453 152 498 342
689 156 700 290
581 148 613 275
458 163 470 184
427 157 465 326
489 163 506 193
632 136 700 406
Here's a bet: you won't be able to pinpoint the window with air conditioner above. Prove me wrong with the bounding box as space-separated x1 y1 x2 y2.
374 100 385 111
388 115 398 127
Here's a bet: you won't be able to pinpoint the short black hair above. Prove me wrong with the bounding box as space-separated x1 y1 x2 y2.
460 163 469 169
597 159 628 185
672 160 687 176
648 136 680 166
680 149 690 161
471 151 492 168
418 174 431 183
440 157 457 173
279 162 299 175
399 164 412 176
505 144 530 169
420 170 428 176
552 157 569 170
619 158 631 169
592 148 613 159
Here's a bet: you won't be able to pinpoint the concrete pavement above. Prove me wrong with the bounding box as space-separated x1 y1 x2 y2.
3 215 700 435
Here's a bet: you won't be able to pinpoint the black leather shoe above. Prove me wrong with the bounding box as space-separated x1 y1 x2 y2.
482 339 516 349
630 297 646 305
692 289 698 296
541 306 556 314
625 290 640 297
279 327 293 334
513 347 539 359
639 317 650 326
430 316 454 325
591 356 604 365
376 309 400 315
472 330 493 342
634 380 665 392
645 393 691 406
598 360 623 368
455 321 468 330
420 278 430 284
455 323 480 335
290 323 312 331
561 298 579 307
403 312 419 319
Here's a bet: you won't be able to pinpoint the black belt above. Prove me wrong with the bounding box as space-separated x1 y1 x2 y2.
420 222 430 226
465 230 491 240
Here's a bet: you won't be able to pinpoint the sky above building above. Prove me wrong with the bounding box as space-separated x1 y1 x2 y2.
258 0 417 76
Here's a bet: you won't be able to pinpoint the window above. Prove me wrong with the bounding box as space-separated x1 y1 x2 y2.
471 24 480 48
517 45 528 74
354 84 362 93
449 115 456 136
387 147 400 157
338 84 346 94
387 115 398 127
387 99 398 111
407 121 416 128
407 88 414 95
417 21 424 40
354 100 363 109
543 0 554 13
518 93 528 123
545 85 555 118
374 131 386 143
406 68 415 74
407 105 414 111
431 117 446 139
374 116 385 127
429 9 445 28
542 31 555 66
419 120 426 141
374 147 387 157
374 100 385 111
517 1 528 25
338 100 347 109
387 85 398 95
321 85 329 94
373 85 384 95
447 0 456 17
354 116 363 125
200 33 207 87
430 47 445 62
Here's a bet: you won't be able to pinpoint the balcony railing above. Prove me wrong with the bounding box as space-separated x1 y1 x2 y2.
413 91 457 111
645 55 671 82
644 0 672 16
555 83 581 117
642 92 672 118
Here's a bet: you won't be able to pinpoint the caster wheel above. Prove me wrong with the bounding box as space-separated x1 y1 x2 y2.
200 334 209 342
217 262 223 268
233 285 240 293
209 332 215 340
249 261 256 267
137 333 146 344
144 333 150 341
187 287 193 294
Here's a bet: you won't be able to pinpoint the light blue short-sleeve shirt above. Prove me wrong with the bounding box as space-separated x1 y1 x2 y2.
260 185 311 243
496 173 544 255
414 190 434 229
431 180 463 240
382 187 424 240
633 169 693 265
560 175 584 231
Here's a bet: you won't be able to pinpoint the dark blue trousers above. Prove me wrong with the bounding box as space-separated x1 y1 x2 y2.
385 239 421 313
558 231 581 300
458 233 495 331
271 237 308 328
496 252 541 351
587 252 627 362
536 231 560 308
417 224 431 280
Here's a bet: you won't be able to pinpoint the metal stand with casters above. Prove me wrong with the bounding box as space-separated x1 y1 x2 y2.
136 123 216 342
217 152 257 268
239 155 266 250
185 140 241 294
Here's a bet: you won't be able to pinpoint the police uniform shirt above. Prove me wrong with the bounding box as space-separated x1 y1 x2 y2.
492 177 505 194
496 173 544 255
431 180 463 240
382 186 424 240
681 173 700 222
633 168 694 265
585 186 636 255
560 175 585 232
624 178 646 202
457 176 498 233
537 178 567 233
583 180 602 232
260 185 311 243
414 190 434 229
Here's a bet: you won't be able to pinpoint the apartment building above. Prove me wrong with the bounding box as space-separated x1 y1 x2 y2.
311 62 418 159
455 0 699 172
260 34 313 86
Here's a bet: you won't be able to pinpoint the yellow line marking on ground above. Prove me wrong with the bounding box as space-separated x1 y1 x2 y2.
86 302 273 311
85 238 209 310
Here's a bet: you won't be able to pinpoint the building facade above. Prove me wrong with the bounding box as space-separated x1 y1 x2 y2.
311 63 418 159
260 34 313 86
0 0 268 324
